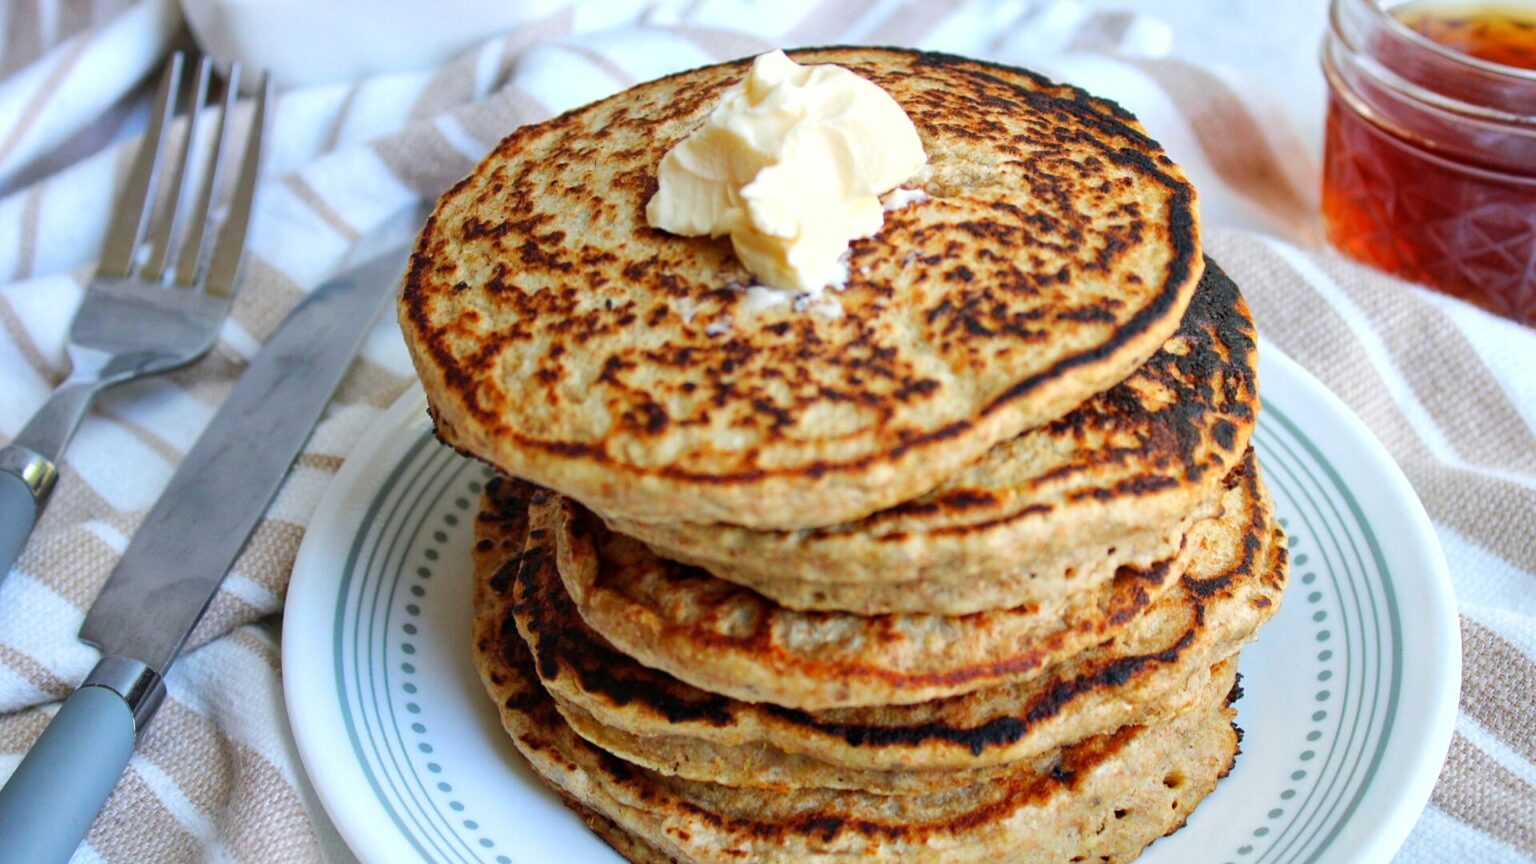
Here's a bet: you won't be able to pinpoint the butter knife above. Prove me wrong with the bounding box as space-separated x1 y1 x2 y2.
0 209 424 864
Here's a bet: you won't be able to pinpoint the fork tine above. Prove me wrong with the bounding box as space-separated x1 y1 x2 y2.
141 56 213 283
173 62 238 287
202 69 269 299
98 52 184 279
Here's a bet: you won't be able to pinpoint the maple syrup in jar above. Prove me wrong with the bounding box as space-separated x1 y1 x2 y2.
1323 0 1536 325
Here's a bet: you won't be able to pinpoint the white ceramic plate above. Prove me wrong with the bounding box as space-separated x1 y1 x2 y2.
284 341 1459 864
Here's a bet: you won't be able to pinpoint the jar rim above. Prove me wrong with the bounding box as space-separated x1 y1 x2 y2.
1329 0 1536 126
1344 0 1536 83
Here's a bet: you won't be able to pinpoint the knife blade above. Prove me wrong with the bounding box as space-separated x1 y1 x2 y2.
0 208 425 864
80 241 413 674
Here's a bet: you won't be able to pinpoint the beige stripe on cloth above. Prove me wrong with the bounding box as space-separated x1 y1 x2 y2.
233 519 308 600
1461 619 1536 764
0 0 43 78
408 49 486 123
0 643 71 699
403 6 578 124
330 355 411 410
22 477 141 608
86 768 203 862
282 175 361 244
1067 10 1136 52
56 0 92 44
785 0 880 44
864 0 969 47
14 184 43 280
19 523 119 608
185 591 265 651
140 699 235 815
231 259 309 345
297 452 344 473
1314 247 1536 476
221 739 325 862
102 408 185 467
0 706 50 752
1432 733 1536 856
0 35 93 169
666 26 776 62
0 286 61 380
1126 58 1315 232
559 42 637 87
454 85 554 149
370 125 478 198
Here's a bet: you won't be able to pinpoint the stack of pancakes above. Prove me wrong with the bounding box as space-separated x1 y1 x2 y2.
399 48 1289 863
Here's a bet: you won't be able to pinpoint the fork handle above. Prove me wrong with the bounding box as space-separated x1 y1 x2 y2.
0 446 53 580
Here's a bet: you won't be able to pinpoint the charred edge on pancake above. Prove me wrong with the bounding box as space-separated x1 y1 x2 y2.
400 47 1203 485
1183 452 1264 600
599 723 1145 846
757 629 1198 757
500 497 739 728
819 257 1255 540
1042 258 1255 486
482 476 537 594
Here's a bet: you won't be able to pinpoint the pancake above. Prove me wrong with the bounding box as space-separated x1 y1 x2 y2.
478 609 1241 864
608 257 1257 615
554 491 1201 710
547 658 1237 797
559 800 677 864
401 47 1203 530
474 454 1285 777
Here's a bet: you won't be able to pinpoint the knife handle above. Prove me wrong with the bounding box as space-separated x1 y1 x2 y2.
0 659 163 864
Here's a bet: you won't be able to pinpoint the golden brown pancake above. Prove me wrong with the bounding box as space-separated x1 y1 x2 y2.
476 606 1242 864
607 257 1257 615
472 455 1285 778
545 656 1239 798
554 489 1202 710
401 47 1203 530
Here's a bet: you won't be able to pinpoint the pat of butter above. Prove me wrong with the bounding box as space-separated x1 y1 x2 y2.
645 50 927 296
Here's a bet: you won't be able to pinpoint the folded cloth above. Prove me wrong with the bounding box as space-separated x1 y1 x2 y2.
0 1 1530 862
0 0 181 196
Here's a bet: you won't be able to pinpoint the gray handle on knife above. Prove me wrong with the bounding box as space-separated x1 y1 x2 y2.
0 687 132 863
0 471 39 582
0 658 163 864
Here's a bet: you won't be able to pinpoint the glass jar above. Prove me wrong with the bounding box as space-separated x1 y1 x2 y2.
1322 0 1536 326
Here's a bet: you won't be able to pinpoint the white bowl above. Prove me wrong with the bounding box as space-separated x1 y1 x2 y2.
178 0 568 88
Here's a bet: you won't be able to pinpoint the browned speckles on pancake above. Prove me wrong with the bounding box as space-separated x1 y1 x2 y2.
474 454 1286 775
609 258 1258 613
402 47 1203 530
478 590 1243 864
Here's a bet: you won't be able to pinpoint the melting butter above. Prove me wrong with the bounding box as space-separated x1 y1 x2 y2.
646 50 927 296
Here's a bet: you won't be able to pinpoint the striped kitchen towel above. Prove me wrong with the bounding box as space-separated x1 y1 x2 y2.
0 1 1530 861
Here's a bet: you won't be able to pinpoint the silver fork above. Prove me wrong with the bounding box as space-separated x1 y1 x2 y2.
0 53 270 580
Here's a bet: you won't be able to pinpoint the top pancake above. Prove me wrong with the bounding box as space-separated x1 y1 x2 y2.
400 47 1202 529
